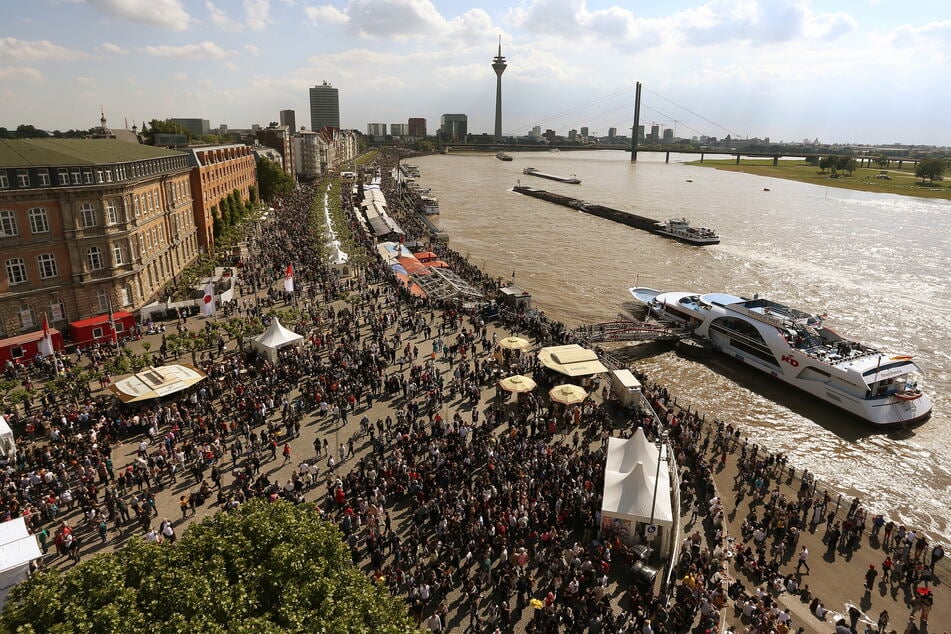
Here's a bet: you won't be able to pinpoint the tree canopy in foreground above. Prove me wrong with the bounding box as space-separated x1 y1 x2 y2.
1 501 416 634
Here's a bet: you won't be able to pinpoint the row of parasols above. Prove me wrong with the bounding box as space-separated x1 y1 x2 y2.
495 336 589 405
498 374 589 405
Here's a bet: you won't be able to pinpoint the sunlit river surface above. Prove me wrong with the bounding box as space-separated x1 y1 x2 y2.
412 150 951 542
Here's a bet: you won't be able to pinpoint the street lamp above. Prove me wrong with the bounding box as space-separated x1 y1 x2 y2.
648 431 669 531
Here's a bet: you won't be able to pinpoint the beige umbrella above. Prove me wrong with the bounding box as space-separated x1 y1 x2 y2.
549 384 588 405
498 336 530 351
498 375 537 393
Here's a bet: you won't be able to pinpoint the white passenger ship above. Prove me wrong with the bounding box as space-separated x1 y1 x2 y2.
629 288 932 428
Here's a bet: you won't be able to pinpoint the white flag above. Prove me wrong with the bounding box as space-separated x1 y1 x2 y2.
38 313 54 357
202 282 215 317
284 264 294 293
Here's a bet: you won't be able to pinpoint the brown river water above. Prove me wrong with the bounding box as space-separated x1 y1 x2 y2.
412 150 951 542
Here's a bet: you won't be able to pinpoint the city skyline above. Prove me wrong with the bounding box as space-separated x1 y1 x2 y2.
2 0 949 145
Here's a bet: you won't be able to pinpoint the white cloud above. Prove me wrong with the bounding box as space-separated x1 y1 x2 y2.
872 20 951 48
72 76 97 87
244 0 271 30
0 66 44 82
509 0 855 51
205 1 243 31
244 44 262 56
143 41 232 59
0 37 84 61
304 5 350 26
98 42 127 54
170 71 189 81
82 0 191 31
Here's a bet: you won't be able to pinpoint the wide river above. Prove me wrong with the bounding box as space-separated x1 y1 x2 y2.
412 150 951 543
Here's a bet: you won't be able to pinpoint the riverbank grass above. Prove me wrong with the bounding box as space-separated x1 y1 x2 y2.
691 158 951 199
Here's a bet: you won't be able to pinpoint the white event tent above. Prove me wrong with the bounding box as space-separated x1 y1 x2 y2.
0 416 16 459
251 317 304 364
0 517 42 607
600 429 673 552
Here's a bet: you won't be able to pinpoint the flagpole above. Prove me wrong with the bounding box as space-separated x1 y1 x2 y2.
107 293 119 353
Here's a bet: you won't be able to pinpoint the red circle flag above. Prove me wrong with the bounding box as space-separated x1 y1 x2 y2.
203 294 212 304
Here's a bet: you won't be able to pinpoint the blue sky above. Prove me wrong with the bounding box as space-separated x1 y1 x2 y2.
2 0 949 144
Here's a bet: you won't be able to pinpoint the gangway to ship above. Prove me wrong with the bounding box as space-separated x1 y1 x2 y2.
574 317 690 343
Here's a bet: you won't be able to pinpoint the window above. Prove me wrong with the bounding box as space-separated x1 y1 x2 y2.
87 246 104 271
0 210 17 236
37 254 57 279
17 172 30 187
92 326 104 339
120 284 132 306
114 320 125 333
96 289 110 312
106 200 119 224
38 171 50 186
80 203 96 227
71 170 81 185
83 170 93 184
18 305 35 329
28 208 49 234
5 258 27 285
112 244 124 265
58 169 69 185
96 169 104 183
50 300 64 322
105 169 112 183
10 346 25 360
0 172 8 188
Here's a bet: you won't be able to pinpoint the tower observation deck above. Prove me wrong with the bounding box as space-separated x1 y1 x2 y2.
492 36 507 143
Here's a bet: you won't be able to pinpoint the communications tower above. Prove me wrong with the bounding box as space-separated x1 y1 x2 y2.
492 36 507 143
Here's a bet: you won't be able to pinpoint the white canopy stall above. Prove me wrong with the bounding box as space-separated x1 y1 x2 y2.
537 344 608 377
0 416 15 460
251 317 304 364
0 517 42 608
601 432 673 555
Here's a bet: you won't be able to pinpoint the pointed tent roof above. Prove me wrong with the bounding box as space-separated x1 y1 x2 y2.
601 461 673 527
329 244 349 265
605 429 659 474
253 317 303 349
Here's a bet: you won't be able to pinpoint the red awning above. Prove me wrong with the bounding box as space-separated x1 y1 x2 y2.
69 311 134 329
0 329 62 347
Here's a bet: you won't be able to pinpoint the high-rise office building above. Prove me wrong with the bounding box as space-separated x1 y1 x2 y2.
279 109 296 131
662 128 674 143
390 123 408 137
650 124 660 143
408 118 427 137
366 123 387 137
168 118 210 136
439 114 467 142
309 82 340 131
608 127 617 140
580 127 589 138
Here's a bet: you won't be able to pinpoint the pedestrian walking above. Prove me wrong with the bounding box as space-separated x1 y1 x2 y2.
796 546 810 573
864 564 878 591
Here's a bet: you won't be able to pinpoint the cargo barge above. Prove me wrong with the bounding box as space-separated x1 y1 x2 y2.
513 186 719 245
522 167 581 184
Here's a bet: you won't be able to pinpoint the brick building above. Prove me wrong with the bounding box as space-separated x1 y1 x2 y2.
0 139 198 336
185 144 257 250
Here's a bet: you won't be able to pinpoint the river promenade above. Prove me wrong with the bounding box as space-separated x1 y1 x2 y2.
8 153 946 633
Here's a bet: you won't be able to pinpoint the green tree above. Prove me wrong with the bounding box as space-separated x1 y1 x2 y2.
876 154 889 168
142 119 193 145
2 501 415 633
835 156 857 176
915 158 946 183
818 155 836 173
256 157 295 202
248 185 258 203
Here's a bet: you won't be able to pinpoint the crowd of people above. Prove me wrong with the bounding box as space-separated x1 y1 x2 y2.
0 151 943 633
